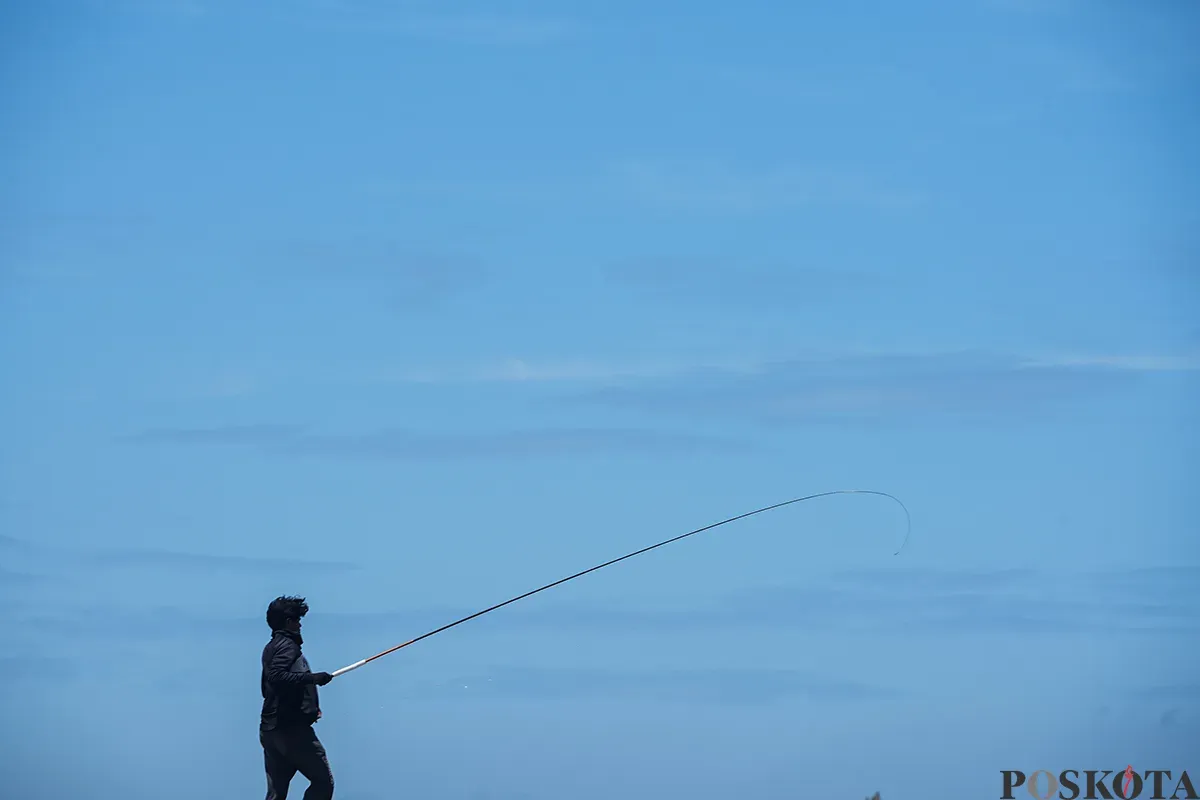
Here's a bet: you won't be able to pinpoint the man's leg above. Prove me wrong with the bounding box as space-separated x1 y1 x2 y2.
291 727 334 800
261 729 298 800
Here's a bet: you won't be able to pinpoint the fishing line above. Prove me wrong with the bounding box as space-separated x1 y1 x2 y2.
330 488 910 678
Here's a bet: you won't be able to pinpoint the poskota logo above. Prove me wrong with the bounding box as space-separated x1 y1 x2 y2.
1001 768 1196 800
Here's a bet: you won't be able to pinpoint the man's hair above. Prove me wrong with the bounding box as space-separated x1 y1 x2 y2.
266 595 309 631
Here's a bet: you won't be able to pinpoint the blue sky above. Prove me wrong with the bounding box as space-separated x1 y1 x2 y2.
1 1 1198 798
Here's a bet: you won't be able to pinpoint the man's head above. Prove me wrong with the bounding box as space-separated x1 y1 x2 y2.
266 595 309 633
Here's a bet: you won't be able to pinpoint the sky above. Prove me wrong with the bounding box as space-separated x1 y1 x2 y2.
1 1 1198 798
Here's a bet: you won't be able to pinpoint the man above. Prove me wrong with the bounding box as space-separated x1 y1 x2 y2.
260 595 336 800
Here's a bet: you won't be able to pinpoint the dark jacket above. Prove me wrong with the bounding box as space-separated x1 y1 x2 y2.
260 630 321 731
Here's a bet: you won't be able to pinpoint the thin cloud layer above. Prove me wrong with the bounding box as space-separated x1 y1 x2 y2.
15 565 1193 645
85 548 361 573
371 13 576 46
1136 685 1200 701
15 607 260 642
606 257 894 308
0 567 51 586
123 425 754 459
326 347 1197 389
0 533 359 576
331 563 1199 639
1135 687 1200 732
0 533 41 553
378 357 757 385
407 665 898 706
100 0 579 46
276 243 486 311
612 161 925 215
567 351 1163 425
0 656 80 682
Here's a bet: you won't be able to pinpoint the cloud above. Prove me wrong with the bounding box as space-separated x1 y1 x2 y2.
16 607 259 642
366 14 576 46
974 8 1194 96
123 424 301 447
499 564 1200 637
278 3 578 45
275 243 485 311
981 0 1081 13
3 214 486 310
1135 685 1200 701
827 566 1043 592
299 565 1200 642
564 350 1180 426
122 425 755 459
1137 689 1200 732
408 665 897 706
375 356 761 386
0 656 81 682
611 160 924 215
490 563 1199 637
86 0 206 17
250 346 1197 395
7 565 1197 652
0 532 358 578
84 548 360 573
0 539 61 588
606 257 897 308
1027 47 1138 94
359 347 1199 389
703 64 925 106
1082 565 1198 592
0 534 41 553
1026 353 1200 371
0 567 52 586
102 0 578 45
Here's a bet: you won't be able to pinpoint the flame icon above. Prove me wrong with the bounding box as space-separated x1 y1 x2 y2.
1124 765 1135 796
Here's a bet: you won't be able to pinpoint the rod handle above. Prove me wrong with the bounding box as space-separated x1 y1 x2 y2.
331 659 367 678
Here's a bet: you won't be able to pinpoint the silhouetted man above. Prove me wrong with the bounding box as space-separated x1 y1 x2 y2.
260 595 335 800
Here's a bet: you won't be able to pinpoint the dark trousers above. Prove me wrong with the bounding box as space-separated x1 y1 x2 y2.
260 725 334 800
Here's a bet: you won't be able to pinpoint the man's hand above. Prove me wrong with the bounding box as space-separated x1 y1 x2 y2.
313 672 333 686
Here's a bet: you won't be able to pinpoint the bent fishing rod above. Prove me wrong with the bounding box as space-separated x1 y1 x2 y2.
330 488 910 679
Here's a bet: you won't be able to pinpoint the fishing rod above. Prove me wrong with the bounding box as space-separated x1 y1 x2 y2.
330 488 910 679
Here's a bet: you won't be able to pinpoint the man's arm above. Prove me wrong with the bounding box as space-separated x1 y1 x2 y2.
264 639 318 685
